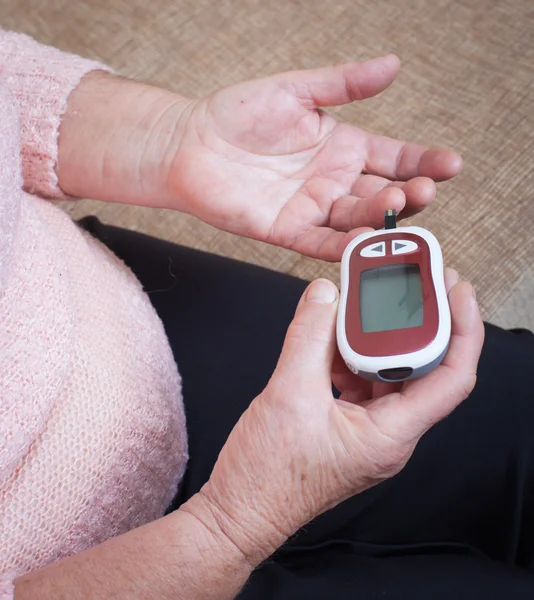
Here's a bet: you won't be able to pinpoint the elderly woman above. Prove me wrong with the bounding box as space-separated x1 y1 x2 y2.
1 29 533 600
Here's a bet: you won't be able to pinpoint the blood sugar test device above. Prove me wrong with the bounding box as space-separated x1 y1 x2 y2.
337 210 451 382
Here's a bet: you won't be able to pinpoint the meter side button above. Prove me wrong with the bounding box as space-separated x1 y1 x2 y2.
392 240 418 255
360 241 386 257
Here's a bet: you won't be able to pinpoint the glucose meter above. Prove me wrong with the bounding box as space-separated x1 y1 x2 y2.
337 210 451 382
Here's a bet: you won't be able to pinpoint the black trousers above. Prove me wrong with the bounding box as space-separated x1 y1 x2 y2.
81 217 534 599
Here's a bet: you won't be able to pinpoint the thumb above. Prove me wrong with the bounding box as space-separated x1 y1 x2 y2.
271 279 339 395
277 54 400 108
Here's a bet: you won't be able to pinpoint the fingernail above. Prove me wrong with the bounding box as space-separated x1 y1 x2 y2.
449 269 460 286
471 285 477 301
306 279 337 304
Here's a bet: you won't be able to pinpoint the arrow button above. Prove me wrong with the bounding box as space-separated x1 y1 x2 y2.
392 240 418 255
360 241 386 257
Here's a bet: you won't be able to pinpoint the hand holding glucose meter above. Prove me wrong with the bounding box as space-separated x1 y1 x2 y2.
337 210 451 382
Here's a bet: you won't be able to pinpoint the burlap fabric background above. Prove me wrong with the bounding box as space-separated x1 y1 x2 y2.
1 0 532 325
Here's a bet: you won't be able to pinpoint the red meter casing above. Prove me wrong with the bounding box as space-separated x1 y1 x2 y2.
345 232 438 357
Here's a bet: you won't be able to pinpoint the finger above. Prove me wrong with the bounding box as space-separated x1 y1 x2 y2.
364 133 463 182
329 187 406 231
387 178 436 217
339 388 372 406
444 268 460 294
271 279 339 397
437 282 483 375
288 226 372 261
350 176 436 219
371 281 484 441
348 174 391 198
332 347 348 376
277 55 400 109
372 380 402 398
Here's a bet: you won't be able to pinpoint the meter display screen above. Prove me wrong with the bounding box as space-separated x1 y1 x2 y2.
360 264 424 333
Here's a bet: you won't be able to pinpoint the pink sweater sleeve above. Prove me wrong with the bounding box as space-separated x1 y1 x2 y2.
0 29 111 199
0 573 14 600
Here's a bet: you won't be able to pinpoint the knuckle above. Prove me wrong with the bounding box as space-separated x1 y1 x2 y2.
458 372 478 400
362 435 413 480
287 315 331 345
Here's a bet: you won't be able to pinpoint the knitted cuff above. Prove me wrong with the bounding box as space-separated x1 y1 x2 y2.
0 572 14 600
0 30 112 199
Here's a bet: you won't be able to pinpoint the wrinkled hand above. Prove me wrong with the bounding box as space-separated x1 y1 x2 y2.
167 55 462 260
191 270 483 565
60 58 462 262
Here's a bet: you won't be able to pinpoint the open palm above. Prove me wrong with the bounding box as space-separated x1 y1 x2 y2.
168 55 461 261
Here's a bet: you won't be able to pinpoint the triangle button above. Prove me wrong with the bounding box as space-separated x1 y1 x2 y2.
360 241 386 257
392 239 418 255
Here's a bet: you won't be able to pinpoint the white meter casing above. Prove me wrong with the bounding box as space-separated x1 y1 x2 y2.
337 225 451 382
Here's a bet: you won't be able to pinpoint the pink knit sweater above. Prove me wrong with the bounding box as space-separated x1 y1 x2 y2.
0 31 188 598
